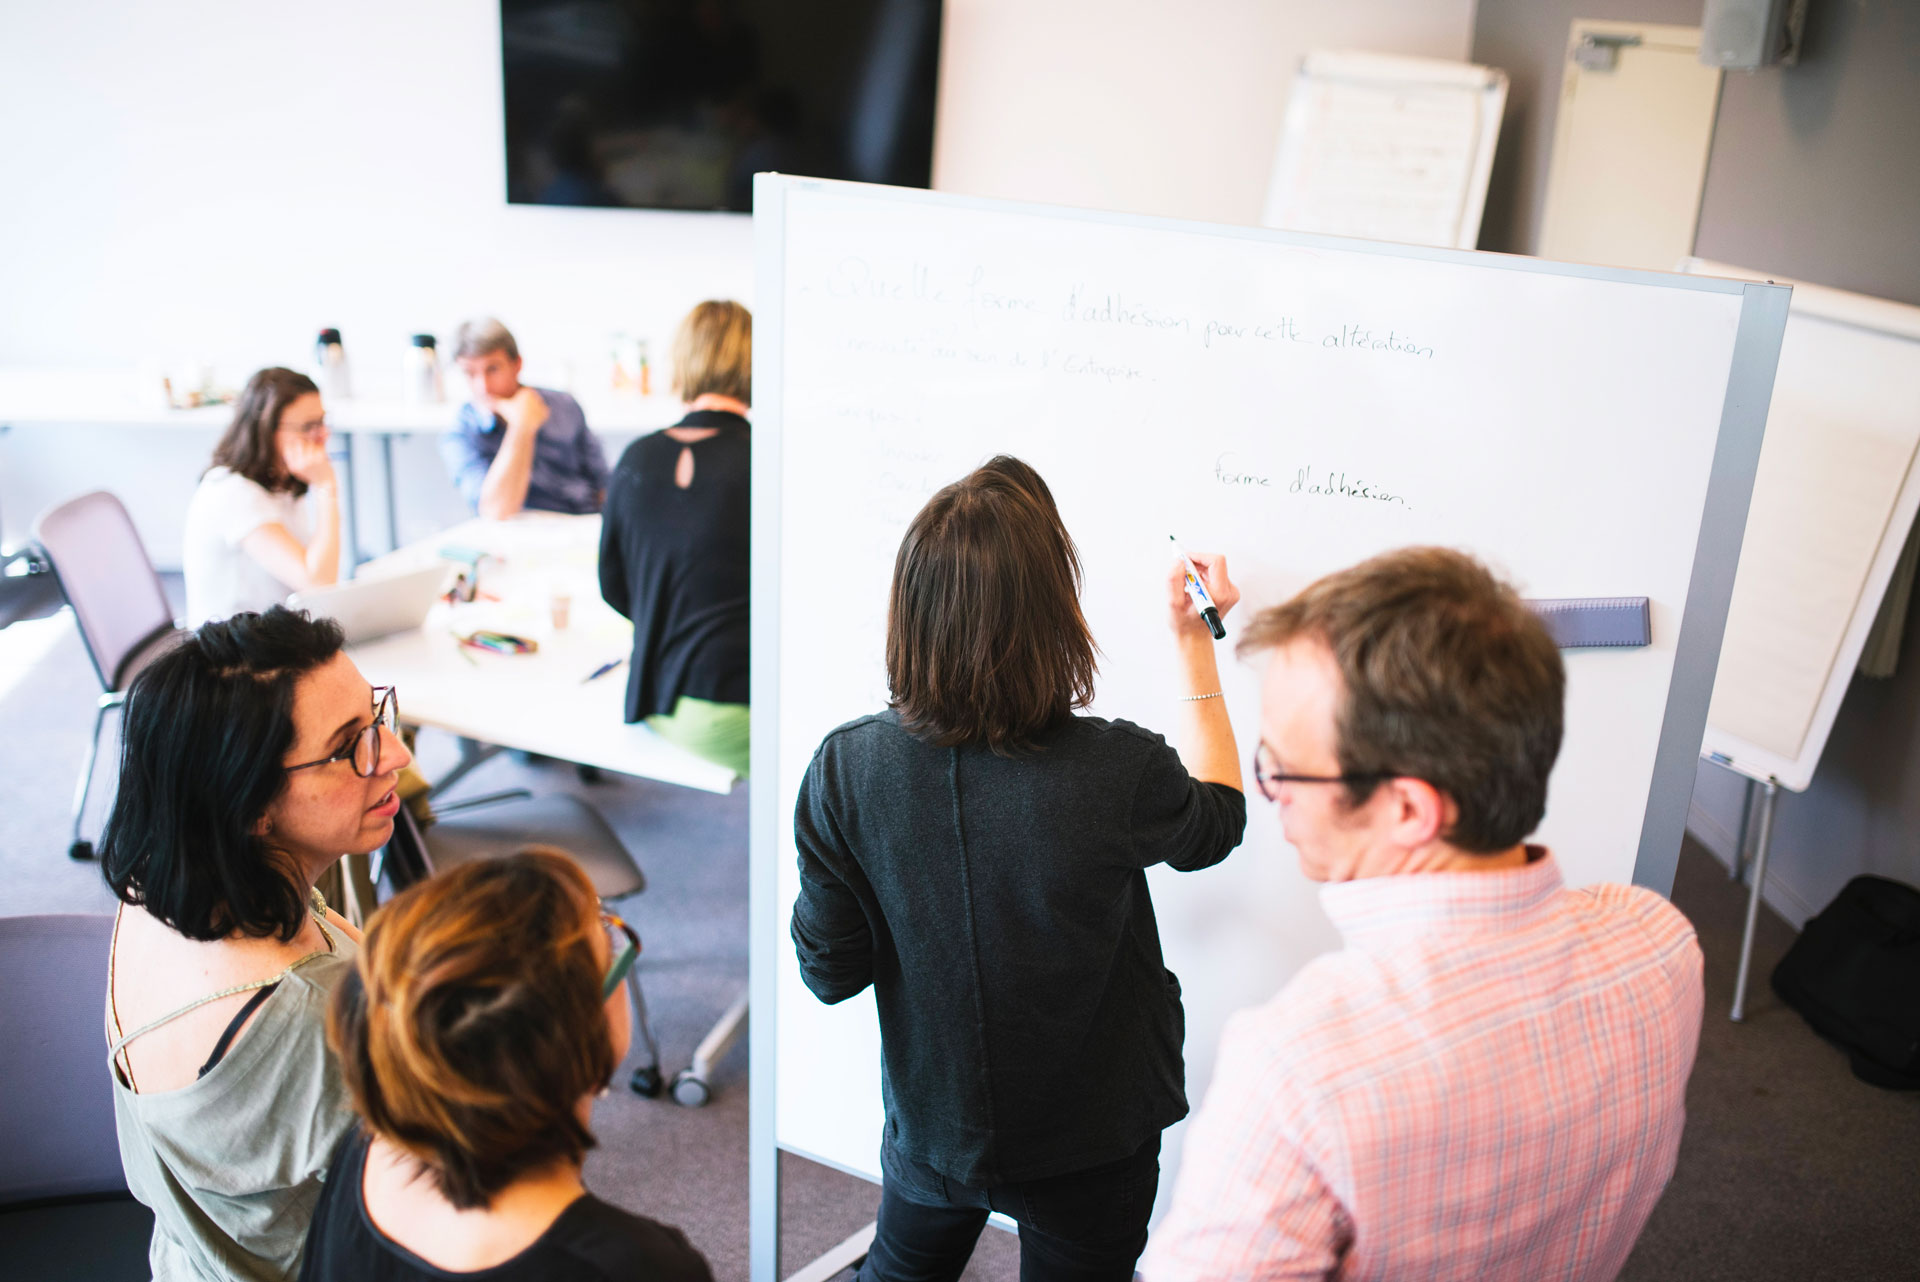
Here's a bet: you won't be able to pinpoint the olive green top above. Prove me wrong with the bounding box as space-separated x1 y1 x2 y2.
105 891 357 1282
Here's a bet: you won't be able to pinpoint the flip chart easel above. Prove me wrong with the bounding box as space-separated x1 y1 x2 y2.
1681 259 1920 1020
1262 50 1507 250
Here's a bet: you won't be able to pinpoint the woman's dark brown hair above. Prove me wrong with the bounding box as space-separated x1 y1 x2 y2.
887 455 1098 753
209 367 319 497
329 849 616 1210
100 606 345 942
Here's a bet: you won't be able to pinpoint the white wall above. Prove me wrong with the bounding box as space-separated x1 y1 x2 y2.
0 0 1474 561
0 1 752 381
934 0 1477 224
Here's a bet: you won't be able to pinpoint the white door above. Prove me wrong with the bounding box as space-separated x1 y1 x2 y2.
1538 21 1722 271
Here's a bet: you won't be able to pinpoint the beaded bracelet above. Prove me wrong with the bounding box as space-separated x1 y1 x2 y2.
1180 691 1224 701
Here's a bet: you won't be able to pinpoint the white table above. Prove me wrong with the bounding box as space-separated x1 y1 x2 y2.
346 512 736 794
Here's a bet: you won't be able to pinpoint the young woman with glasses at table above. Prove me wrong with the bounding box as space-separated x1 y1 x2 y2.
790 456 1249 1282
182 366 344 627
101 605 411 1281
300 849 713 1282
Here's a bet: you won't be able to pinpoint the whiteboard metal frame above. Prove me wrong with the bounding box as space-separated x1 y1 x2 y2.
1686 258 1920 793
748 174 1789 1282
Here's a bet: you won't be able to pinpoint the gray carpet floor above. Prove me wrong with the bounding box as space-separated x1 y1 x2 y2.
1619 835 1920 1280
3 572 1916 1280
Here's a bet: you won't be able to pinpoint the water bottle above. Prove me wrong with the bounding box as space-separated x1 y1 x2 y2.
404 333 442 404
314 328 352 401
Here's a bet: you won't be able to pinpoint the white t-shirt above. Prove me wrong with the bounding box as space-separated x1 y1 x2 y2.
182 466 312 627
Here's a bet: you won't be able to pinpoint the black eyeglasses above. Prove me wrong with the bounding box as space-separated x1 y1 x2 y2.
286 687 400 777
1251 741 1391 803
601 912 640 999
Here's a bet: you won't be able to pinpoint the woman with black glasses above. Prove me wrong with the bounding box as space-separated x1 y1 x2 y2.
102 605 410 1281
790 457 1248 1282
300 849 711 1282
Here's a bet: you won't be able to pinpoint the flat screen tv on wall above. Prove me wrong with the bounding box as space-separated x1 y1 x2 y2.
502 0 943 213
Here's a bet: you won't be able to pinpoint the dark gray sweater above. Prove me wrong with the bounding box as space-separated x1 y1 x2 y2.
791 709 1247 1187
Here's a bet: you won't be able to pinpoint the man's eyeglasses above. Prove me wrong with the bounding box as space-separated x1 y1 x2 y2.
1251 741 1391 803
601 911 641 999
286 687 400 777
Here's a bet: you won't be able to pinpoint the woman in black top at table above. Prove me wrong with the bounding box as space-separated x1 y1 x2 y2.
300 849 712 1282
599 300 751 777
790 456 1249 1282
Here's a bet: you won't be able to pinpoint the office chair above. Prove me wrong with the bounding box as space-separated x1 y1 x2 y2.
1 491 51 582
380 793 670 1098
30 491 183 859
0 914 156 1281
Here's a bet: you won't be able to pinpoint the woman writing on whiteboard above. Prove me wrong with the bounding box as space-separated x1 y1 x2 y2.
790 456 1247 1282
182 367 343 628
598 301 751 776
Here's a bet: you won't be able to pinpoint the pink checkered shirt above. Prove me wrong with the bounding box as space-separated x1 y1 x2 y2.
1142 850 1702 1282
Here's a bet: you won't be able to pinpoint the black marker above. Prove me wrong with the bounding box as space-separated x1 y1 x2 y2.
1170 536 1226 640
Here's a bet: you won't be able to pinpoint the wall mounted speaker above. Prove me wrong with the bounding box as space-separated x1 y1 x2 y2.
1700 0 1808 70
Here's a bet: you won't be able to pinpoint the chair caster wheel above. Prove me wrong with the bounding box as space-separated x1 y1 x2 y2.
671 1071 711 1108
70 841 94 861
576 764 605 784
629 1065 664 1098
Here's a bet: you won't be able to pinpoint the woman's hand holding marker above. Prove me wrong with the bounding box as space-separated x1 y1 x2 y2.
1167 539 1238 639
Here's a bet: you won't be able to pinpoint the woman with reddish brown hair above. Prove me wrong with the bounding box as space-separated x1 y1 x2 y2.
791 455 1248 1282
300 850 711 1282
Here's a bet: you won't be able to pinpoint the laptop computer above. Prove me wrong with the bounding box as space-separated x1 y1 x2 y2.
288 562 456 644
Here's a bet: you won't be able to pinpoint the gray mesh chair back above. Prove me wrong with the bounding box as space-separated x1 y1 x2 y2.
422 794 647 900
31 491 183 858
31 491 177 692
0 915 128 1201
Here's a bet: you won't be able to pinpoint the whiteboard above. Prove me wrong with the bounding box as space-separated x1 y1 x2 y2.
1687 259 1920 791
747 176 1786 1275
1261 50 1506 250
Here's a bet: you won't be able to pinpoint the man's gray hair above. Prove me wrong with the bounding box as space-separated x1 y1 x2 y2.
451 317 519 363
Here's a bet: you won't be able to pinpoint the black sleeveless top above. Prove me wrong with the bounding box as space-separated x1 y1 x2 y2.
298 1131 712 1282
597 411 750 721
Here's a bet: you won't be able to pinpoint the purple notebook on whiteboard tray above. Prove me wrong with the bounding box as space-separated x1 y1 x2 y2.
1524 597 1653 648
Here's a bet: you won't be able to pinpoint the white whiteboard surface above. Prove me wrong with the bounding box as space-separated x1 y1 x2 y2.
747 176 1785 1274
1688 259 1920 791
1261 50 1506 250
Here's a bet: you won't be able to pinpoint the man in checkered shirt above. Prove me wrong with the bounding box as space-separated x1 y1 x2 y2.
1142 547 1703 1282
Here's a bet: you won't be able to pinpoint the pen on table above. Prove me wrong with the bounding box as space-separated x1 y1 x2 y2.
583 658 626 684
1170 535 1226 640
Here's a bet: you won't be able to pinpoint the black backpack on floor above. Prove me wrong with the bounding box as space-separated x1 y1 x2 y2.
1771 874 1920 1089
